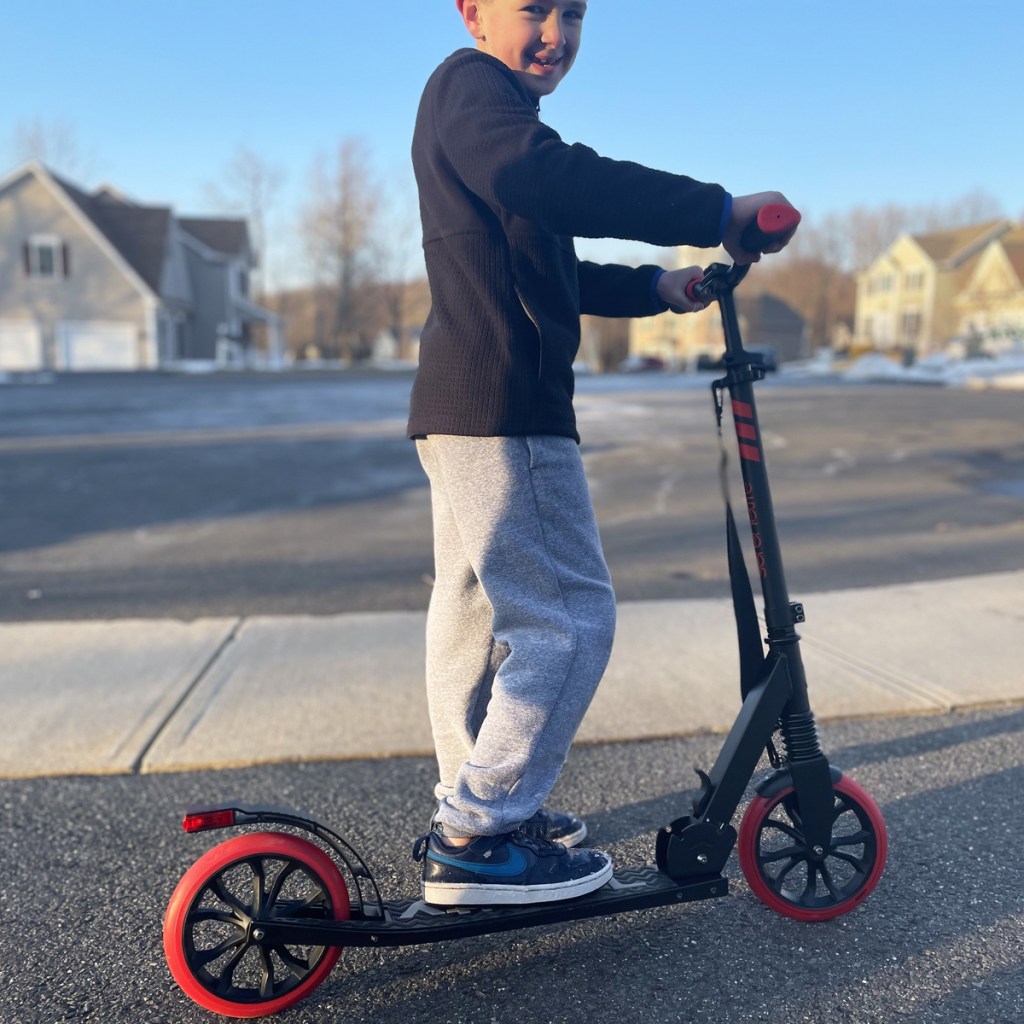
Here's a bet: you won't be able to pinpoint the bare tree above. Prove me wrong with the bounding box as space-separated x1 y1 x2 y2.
753 254 855 353
917 188 1003 233
204 146 284 300
753 210 871 350
581 315 631 372
12 116 96 180
299 138 382 361
797 214 857 348
838 189 1006 270
843 204 916 271
370 171 424 360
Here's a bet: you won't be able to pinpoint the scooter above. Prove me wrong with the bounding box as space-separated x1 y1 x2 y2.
162 206 888 1018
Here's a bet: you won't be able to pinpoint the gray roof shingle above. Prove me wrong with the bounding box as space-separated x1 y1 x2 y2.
178 217 250 257
46 167 249 292
50 170 171 292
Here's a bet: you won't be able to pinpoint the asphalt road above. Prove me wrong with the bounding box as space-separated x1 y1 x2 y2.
2 370 1023 621
2 706 1021 1024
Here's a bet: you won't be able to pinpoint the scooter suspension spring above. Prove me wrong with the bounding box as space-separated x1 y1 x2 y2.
779 710 823 762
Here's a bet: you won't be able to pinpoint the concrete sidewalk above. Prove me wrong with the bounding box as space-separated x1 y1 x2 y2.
2 570 1022 779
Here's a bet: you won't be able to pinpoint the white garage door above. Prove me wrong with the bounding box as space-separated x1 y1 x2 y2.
0 320 44 372
56 321 139 371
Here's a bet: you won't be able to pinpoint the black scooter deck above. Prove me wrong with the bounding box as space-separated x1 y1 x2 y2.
257 867 728 948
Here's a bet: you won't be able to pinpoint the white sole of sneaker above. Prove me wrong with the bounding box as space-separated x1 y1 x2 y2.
422 857 613 907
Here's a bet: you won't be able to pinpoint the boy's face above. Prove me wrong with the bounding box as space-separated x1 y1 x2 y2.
457 1 586 100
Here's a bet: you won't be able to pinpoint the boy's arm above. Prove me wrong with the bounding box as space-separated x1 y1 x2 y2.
432 54 729 248
578 263 706 318
577 262 668 318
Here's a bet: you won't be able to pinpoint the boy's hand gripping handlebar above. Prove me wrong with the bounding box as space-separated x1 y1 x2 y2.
736 203 801 255
686 203 801 304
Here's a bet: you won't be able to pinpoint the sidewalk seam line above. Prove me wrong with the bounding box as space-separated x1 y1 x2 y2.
130 617 244 774
798 634 956 710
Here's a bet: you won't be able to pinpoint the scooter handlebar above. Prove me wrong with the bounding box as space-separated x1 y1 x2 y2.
739 203 801 254
684 203 801 302
685 277 704 303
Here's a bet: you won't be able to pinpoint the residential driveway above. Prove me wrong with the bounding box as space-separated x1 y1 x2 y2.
1 707 1022 1024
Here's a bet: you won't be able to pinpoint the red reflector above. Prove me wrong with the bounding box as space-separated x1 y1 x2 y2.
183 809 236 833
732 400 754 420
739 443 762 462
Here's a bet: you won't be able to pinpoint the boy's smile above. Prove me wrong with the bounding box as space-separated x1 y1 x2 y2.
458 0 586 100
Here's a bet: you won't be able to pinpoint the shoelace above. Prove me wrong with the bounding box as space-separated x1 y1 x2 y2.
506 827 566 857
520 810 561 839
411 826 566 862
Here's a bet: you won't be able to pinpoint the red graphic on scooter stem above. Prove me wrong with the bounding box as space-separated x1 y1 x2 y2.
732 399 761 463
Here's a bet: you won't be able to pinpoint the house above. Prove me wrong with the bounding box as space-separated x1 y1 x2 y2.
954 226 1024 352
628 245 808 369
0 161 283 372
853 219 1017 355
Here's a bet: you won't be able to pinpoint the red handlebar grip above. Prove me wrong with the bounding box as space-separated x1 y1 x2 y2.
756 204 801 237
739 203 801 254
685 278 702 303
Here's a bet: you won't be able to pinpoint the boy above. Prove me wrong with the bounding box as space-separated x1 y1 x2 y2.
410 0 796 907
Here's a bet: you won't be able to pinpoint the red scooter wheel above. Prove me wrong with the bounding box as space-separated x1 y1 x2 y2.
738 775 887 922
164 832 350 1018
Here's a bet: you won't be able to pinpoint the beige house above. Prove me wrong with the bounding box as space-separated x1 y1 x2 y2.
954 226 1024 351
0 161 282 372
629 244 808 369
853 219 1018 355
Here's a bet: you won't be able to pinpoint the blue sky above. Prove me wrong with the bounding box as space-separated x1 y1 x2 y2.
2 0 1022 286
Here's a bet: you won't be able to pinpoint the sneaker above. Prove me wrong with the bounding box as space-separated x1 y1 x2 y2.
521 807 587 847
413 827 613 907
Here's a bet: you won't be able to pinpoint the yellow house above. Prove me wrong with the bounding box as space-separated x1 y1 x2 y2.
628 244 807 368
630 301 724 370
853 219 1013 354
954 227 1024 349
629 244 724 368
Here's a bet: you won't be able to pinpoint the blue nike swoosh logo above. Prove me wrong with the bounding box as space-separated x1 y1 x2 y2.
427 846 528 877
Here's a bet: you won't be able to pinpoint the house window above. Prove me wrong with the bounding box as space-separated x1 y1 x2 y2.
901 310 922 339
905 270 925 291
24 235 69 278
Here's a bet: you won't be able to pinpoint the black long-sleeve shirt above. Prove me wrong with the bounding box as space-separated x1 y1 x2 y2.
407 48 729 442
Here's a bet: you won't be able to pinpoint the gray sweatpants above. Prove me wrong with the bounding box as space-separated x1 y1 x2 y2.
416 435 616 838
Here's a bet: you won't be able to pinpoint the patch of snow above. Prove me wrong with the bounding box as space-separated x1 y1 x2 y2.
840 351 1024 390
